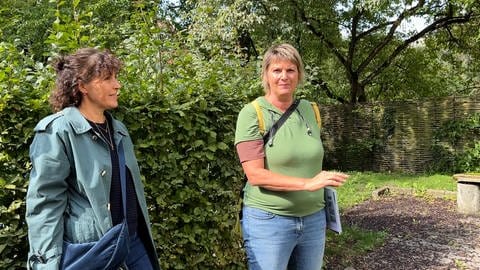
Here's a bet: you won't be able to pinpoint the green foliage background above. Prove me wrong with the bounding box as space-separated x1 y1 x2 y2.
0 41 255 268
431 113 480 173
1 0 479 269
0 43 52 268
0 1 257 268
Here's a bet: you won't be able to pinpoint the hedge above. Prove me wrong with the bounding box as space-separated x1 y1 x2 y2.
0 42 250 269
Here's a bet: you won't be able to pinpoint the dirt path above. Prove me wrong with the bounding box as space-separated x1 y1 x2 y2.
331 195 480 270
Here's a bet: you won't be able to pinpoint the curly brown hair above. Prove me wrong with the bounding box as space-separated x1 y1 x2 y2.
49 48 122 112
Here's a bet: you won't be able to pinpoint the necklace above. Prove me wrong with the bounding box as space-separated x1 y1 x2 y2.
93 120 114 150
95 122 109 133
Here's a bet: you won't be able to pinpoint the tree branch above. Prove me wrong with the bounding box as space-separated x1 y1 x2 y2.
289 0 350 73
356 20 396 40
347 8 361 68
357 0 426 74
362 12 475 87
311 78 347 103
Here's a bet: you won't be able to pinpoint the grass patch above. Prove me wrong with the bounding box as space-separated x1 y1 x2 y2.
324 226 387 267
323 171 455 268
337 171 456 208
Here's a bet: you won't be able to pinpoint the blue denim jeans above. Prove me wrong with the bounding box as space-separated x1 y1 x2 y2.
241 206 327 270
125 233 154 270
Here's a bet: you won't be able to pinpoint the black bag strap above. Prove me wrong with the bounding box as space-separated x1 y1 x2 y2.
118 142 128 219
264 99 300 146
237 99 301 222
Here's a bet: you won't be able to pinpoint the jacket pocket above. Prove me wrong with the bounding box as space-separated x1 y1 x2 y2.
64 205 99 243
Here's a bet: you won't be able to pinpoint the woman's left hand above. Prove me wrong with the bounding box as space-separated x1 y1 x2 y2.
304 171 349 191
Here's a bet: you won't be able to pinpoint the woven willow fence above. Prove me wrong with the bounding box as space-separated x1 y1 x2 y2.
320 96 480 173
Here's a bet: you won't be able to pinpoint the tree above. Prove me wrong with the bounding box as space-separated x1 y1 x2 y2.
184 0 480 104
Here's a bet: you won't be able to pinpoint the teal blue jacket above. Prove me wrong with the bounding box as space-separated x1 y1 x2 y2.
26 107 160 270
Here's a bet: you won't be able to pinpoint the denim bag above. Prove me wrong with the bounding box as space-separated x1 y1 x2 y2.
60 142 130 270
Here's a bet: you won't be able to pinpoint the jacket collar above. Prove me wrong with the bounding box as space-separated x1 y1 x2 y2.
63 107 128 136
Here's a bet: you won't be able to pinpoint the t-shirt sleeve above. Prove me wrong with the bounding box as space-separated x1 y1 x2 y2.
236 140 265 163
234 103 263 145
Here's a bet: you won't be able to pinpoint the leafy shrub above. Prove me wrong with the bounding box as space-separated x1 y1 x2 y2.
118 90 247 269
430 113 480 173
0 37 253 268
0 42 53 269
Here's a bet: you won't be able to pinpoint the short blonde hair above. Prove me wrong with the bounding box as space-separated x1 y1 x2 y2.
261 43 305 93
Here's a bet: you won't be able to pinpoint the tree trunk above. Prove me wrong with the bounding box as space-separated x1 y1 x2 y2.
349 73 366 104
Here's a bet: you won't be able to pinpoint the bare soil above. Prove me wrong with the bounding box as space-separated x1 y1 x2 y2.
327 195 480 270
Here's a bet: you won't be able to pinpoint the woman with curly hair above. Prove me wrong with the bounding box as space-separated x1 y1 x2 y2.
26 48 161 270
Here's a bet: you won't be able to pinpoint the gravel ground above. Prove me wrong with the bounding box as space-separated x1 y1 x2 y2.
328 194 480 270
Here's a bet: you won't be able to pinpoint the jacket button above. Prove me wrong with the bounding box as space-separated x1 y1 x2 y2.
92 135 98 140
101 170 106 177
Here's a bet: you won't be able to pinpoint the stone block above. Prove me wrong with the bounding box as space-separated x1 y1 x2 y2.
457 182 480 216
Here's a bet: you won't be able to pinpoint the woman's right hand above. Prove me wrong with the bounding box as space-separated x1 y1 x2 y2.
304 171 349 191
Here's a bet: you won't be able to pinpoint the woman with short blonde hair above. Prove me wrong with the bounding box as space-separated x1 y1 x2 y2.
235 43 349 270
261 43 305 93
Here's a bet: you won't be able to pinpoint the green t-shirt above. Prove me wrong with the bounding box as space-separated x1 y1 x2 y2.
235 96 325 217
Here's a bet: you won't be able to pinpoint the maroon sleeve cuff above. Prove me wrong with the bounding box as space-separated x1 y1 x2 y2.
236 140 265 163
